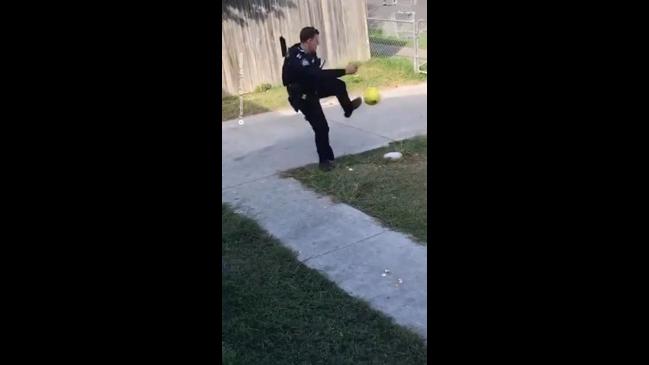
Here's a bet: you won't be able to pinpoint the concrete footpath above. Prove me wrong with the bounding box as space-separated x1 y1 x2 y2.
222 83 428 339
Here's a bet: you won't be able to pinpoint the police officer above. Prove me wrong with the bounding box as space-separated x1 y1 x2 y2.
282 26 362 171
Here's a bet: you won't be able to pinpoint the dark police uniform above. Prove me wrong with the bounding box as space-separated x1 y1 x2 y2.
282 43 355 164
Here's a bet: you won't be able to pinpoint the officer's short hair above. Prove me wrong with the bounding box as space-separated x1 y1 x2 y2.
300 27 319 42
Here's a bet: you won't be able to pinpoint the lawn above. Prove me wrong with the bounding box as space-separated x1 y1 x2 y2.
369 28 428 50
222 57 427 121
222 204 428 364
283 136 427 244
222 86 288 122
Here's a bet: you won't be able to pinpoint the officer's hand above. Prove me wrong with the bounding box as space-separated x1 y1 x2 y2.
345 63 358 75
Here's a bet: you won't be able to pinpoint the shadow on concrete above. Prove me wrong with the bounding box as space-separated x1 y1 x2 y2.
222 0 297 26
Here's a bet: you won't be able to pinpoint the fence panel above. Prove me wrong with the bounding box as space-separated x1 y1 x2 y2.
367 17 416 61
416 20 427 74
222 0 371 95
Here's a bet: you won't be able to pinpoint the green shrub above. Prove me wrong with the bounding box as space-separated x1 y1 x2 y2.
254 83 272 92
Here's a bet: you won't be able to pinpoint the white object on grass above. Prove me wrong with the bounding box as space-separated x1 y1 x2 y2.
383 152 402 161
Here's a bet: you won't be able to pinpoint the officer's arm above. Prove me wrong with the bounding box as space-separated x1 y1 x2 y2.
288 55 345 81
313 56 346 78
300 65 347 81
319 69 347 79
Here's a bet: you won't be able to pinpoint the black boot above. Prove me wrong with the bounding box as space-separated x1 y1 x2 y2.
344 97 362 118
319 160 335 171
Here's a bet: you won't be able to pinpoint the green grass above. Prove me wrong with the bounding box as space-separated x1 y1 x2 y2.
222 204 428 365
340 57 427 91
369 29 427 49
283 136 427 244
222 85 288 122
222 57 427 121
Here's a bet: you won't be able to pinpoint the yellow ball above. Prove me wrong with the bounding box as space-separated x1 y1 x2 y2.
363 87 380 105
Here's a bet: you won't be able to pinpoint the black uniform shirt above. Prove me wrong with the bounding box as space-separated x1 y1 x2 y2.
282 43 345 96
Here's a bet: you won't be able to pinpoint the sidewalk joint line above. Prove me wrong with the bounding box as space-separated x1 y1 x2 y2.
330 121 397 143
221 173 279 191
301 230 388 263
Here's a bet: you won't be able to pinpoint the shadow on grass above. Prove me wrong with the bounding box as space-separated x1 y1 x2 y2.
222 202 428 364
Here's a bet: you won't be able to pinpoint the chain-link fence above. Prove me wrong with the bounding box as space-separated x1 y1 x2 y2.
367 12 427 74
415 20 427 74
381 0 417 6
367 15 415 60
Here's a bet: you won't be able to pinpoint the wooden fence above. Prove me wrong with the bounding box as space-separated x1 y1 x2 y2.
222 0 370 95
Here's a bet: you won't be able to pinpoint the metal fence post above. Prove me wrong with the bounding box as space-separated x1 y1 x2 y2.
413 15 417 72
238 52 244 125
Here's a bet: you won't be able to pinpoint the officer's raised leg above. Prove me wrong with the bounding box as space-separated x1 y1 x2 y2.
317 78 362 118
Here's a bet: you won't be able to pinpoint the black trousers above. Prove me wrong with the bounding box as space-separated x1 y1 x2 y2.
300 78 352 163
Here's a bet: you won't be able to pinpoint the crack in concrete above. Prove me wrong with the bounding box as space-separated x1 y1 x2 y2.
301 229 388 263
330 120 397 143
221 172 279 191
